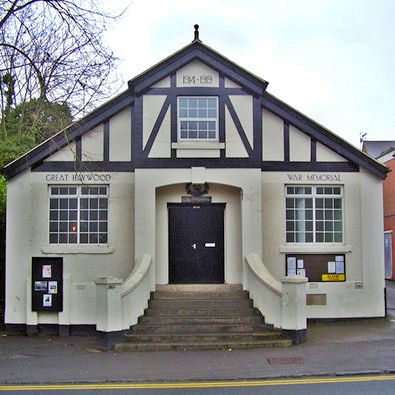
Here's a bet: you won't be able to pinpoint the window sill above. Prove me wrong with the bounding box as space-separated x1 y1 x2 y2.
172 141 225 150
279 244 352 254
41 245 114 255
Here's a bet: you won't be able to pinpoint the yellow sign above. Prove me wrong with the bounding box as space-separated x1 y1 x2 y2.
322 274 345 282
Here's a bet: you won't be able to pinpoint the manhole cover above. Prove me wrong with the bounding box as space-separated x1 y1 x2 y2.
267 357 303 365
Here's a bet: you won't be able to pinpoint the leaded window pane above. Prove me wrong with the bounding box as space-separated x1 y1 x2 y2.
286 233 294 242
285 185 343 243
49 186 108 245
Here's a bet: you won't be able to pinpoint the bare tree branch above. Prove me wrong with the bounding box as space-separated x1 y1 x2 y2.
0 0 125 126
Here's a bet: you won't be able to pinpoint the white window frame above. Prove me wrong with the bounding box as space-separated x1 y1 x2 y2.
285 185 344 244
177 96 219 141
49 185 109 245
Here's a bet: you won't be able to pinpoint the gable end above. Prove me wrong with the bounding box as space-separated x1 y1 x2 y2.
128 42 268 96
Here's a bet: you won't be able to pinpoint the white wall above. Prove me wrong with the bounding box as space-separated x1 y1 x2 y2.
225 107 248 157
6 166 385 325
155 183 242 284
176 60 219 87
148 108 171 158
262 109 284 160
5 170 32 324
143 95 166 149
81 125 103 161
289 125 310 161
229 95 253 148
135 168 262 287
45 142 76 162
316 142 345 162
109 108 132 162
261 170 384 318
5 171 135 325
151 76 170 88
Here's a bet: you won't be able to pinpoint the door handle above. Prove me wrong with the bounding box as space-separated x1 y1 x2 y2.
191 243 197 250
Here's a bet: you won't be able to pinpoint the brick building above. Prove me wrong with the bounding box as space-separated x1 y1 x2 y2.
363 141 395 280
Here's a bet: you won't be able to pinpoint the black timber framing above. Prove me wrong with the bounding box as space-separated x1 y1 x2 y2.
3 91 134 179
284 121 290 162
311 139 317 162
261 161 358 172
138 67 259 163
170 73 177 159
261 93 387 179
143 97 171 158
219 74 226 159
225 96 253 157
32 161 134 172
133 96 143 162
75 137 82 162
3 38 388 180
129 41 268 96
253 96 263 162
131 158 261 169
145 87 249 96
32 160 359 172
103 120 110 162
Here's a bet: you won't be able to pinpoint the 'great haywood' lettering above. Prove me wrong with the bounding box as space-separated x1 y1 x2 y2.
45 173 111 182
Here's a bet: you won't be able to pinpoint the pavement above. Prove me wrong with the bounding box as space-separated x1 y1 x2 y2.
0 281 394 385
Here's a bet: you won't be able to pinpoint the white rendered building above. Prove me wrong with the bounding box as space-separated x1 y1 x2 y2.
3 28 388 341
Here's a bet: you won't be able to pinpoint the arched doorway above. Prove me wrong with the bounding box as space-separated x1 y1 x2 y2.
155 182 242 284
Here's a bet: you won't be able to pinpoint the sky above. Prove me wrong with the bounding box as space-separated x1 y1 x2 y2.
104 0 395 148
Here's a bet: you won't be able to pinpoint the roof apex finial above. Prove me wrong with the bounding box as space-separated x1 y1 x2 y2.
193 24 200 42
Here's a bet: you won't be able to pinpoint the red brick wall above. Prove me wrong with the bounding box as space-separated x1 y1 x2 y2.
383 158 395 279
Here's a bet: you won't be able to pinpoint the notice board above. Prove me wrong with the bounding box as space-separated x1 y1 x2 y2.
285 254 346 282
32 257 63 311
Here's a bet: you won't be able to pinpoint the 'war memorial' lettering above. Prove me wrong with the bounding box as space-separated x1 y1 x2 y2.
287 173 341 182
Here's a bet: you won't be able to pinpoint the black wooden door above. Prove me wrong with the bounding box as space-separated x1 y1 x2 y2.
168 203 225 284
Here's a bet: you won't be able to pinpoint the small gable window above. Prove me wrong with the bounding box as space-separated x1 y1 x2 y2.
178 97 218 140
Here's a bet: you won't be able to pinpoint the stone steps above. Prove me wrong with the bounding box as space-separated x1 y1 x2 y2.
148 299 253 308
145 307 258 317
115 339 292 352
133 323 274 334
123 332 283 343
115 284 291 352
138 316 265 325
155 284 243 292
152 291 249 300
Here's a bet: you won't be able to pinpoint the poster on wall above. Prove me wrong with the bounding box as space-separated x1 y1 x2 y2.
34 281 47 292
48 281 58 294
287 257 296 269
32 257 63 312
42 265 52 278
286 254 346 282
328 261 336 273
43 294 52 307
287 257 297 276
336 261 345 274
297 269 306 277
